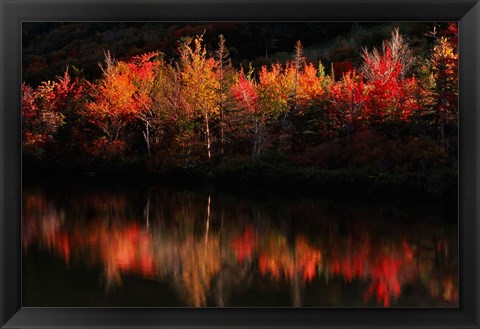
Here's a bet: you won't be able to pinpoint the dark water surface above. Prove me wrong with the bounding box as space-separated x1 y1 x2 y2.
22 181 458 307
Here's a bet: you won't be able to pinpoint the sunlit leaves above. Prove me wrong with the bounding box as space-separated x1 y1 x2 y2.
258 64 289 120
327 70 366 136
430 36 458 124
361 28 413 81
232 70 258 114
22 72 74 155
179 35 221 160
296 63 326 109
361 41 420 130
22 26 456 165
86 54 138 143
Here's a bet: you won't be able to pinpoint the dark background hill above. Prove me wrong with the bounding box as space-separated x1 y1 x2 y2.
22 21 444 86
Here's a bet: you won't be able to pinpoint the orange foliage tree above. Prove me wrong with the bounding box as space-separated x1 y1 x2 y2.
86 52 142 157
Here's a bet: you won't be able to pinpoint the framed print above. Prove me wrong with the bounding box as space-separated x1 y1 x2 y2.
1 0 479 328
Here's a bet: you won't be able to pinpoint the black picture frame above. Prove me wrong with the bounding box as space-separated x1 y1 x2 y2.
1 0 479 328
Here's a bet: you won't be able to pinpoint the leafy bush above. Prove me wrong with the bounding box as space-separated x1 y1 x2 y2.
292 130 448 173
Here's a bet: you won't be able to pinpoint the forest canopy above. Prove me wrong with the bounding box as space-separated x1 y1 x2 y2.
22 22 458 197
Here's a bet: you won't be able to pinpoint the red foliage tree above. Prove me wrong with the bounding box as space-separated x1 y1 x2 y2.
362 41 421 135
22 70 83 156
327 70 366 137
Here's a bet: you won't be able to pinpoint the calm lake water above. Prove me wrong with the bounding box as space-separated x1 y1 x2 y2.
22 181 458 307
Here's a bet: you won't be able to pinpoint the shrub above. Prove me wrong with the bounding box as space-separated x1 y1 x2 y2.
292 130 448 173
292 140 346 169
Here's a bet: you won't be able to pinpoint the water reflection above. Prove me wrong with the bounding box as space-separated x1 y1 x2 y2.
22 184 458 307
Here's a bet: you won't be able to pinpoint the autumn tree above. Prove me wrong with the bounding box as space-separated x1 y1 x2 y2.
22 83 62 156
328 70 366 137
22 70 83 157
127 51 160 156
291 61 334 146
296 63 326 110
253 63 291 155
215 35 233 156
86 52 141 157
179 35 220 161
51 69 86 155
361 30 420 137
292 40 306 113
150 62 191 164
258 64 289 119
231 68 260 156
361 28 413 81
430 28 458 144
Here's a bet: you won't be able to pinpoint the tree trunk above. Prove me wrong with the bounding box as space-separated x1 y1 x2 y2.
205 112 212 160
143 121 151 156
253 118 259 157
220 110 224 156
220 65 225 156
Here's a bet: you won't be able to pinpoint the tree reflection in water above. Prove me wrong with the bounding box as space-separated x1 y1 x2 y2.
22 184 458 307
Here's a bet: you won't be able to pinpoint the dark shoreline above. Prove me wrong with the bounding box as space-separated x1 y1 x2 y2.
22 159 458 204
